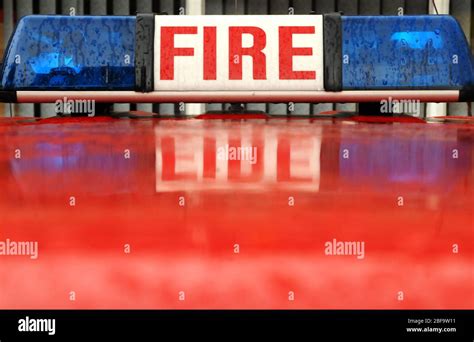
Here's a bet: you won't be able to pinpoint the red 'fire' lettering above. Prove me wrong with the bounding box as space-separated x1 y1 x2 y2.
203 26 217 80
279 26 316 80
160 26 197 80
160 25 318 82
228 26 267 80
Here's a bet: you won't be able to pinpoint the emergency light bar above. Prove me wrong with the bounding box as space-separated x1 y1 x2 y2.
0 13 473 103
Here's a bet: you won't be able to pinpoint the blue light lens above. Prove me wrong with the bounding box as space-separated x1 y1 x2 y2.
0 15 135 90
342 15 474 89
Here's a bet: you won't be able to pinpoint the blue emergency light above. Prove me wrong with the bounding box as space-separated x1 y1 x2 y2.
0 13 472 103
0 15 135 90
342 15 474 90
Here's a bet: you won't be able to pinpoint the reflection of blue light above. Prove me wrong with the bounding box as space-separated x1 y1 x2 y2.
10 140 136 195
29 53 82 74
64 56 75 68
390 31 443 49
29 53 60 73
339 135 471 192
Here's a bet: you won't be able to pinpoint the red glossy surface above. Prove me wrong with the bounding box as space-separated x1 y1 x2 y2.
0 115 472 309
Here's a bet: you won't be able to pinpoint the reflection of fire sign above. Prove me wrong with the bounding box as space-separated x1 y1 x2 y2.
155 121 321 192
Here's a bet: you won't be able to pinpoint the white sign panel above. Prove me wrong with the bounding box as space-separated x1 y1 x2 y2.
154 15 324 91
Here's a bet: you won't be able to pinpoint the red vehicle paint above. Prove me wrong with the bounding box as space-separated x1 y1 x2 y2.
0 115 472 309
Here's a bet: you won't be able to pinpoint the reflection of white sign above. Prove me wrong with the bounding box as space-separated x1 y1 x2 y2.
216 145 257 165
154 15 324 91
155 121 321 192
